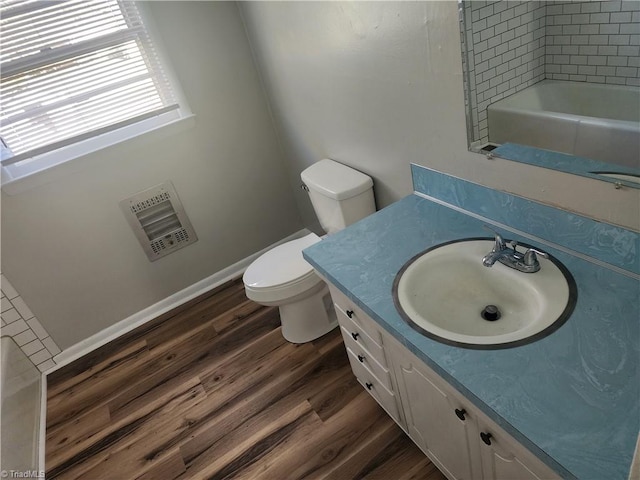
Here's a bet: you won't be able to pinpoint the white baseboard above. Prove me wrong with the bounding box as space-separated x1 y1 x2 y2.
48 229 309 373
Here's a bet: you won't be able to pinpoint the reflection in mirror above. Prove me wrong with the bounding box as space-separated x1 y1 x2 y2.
459 0 640 188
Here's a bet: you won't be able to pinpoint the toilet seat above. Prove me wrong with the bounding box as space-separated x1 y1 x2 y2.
243 232 323 304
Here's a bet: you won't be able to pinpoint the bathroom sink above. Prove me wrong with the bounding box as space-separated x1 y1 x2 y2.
393 239 577 349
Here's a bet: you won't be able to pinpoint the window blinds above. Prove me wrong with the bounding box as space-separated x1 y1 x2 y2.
0 0 179 165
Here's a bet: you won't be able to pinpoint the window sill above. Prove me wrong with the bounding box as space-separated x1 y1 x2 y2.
1 113 196 196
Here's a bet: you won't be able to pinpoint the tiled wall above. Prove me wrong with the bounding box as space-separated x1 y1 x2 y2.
1 274 59 372
462 0 640 145
462 1 547 144
546 1 640 85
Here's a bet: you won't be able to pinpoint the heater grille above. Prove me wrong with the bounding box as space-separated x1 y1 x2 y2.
120 181 198 261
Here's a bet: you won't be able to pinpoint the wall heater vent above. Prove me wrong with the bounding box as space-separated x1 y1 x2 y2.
120 181 198 261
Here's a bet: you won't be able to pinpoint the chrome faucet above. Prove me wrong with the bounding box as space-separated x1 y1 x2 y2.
482 226 549 273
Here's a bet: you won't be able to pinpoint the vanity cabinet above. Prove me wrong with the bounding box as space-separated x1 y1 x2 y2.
390 341 560 480
325 282 560 480
327 284 404 427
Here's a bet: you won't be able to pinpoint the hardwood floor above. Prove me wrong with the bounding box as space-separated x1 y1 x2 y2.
46 278 447 480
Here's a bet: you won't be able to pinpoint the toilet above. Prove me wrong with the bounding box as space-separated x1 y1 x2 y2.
243 159 375 343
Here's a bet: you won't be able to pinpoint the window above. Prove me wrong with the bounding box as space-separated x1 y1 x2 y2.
0 0 188 182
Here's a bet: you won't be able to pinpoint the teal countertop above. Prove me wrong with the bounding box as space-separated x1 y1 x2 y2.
303 194 639 480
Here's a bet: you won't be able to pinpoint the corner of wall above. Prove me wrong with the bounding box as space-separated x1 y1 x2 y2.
1 274 60 372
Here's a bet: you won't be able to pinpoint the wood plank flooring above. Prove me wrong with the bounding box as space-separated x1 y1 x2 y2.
46 278 447 480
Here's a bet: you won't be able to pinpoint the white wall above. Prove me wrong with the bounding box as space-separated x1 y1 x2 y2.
240 1 639 231
0 2 302 349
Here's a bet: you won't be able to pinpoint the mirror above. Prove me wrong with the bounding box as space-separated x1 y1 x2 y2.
459 0 640 188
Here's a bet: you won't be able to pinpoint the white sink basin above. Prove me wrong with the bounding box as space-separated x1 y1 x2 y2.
393 239 576 348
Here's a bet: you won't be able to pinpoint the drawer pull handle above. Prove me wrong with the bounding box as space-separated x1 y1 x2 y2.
346 309 354 318
351 332 360 341
357 354 365 363
365 382 373 390
455 408 467 421
480 432 493 446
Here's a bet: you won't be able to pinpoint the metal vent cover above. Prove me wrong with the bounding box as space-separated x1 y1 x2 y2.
120 181 198 261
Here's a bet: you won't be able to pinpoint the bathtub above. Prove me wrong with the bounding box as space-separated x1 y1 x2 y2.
1 336 45 475
488 80 640 169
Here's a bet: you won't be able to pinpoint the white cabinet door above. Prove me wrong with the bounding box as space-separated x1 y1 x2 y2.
476 418 559 480
394 350 481 480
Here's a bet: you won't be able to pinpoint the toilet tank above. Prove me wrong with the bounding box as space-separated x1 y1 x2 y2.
301 159 375 234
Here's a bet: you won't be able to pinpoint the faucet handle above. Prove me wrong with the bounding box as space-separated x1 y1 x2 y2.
523 247 549 267
483 225 506 251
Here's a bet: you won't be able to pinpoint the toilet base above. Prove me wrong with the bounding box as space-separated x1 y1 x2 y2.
279 284 338 343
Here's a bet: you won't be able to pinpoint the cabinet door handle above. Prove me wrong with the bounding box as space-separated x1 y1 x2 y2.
346 309 354 318
365 382 373 390
357 354 365 363
454 408 467 421
480 432 493 446
351 332 360 341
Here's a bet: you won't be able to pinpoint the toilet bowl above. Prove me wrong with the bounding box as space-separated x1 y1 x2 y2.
243 232 336 344
243 158 375 343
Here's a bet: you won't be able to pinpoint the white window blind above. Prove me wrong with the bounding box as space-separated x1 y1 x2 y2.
0 0 180 167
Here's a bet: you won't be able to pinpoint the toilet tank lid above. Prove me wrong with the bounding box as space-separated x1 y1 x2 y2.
301 159 373 200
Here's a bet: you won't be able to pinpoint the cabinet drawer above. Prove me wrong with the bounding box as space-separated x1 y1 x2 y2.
337 310 387 368
341 326 392 390
346 347 401 423
328 285 383 347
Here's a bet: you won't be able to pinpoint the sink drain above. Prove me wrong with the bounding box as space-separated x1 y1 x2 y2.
481 305 501 321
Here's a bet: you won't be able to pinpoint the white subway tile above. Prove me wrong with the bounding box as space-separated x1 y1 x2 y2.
606 76 627 85
599 24 620 35
580 24 600 35
620 1 640 12
596 65 617 75
589 34 610 45
1 297 13 313
26 317 48 340
616 66 638 77
601 1 622 13
11 296 34 320
571 13 590 24
609 34 630 45
611 12 632 23
590 13 610 24
619 45 640 55
581 3 601 14
598 45 619 55
578 65 598 75
42 337 61 356
608 56 628 66
563 3 581 15
29 349 52 366
1 319 28 337
1 308 21 324
21 339 45 357
36 359 57 373
14 329 37 347
1 276 19 300
620 23 640 35
588 55 608 65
